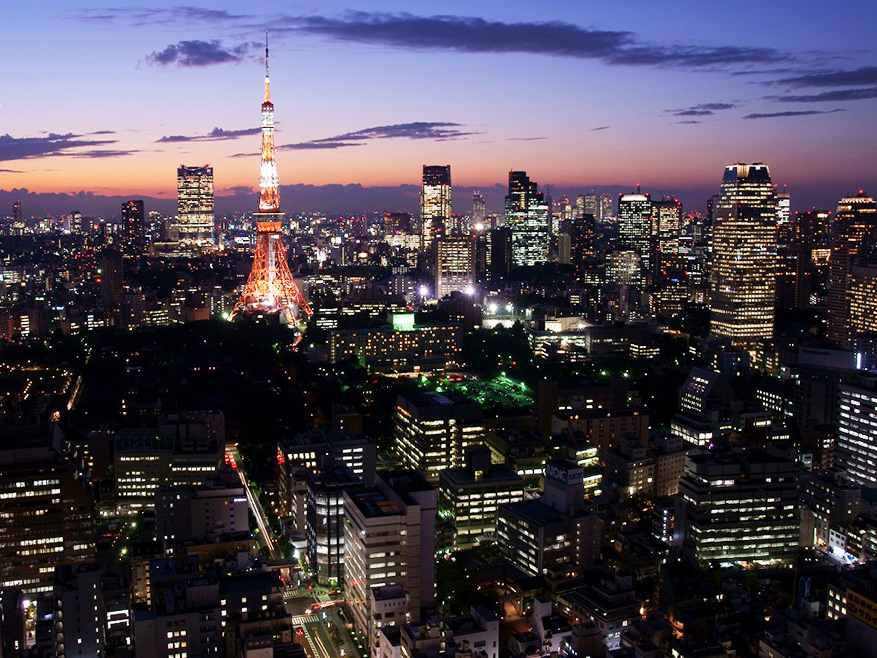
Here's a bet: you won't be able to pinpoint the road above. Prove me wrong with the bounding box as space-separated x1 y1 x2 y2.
226 444 278 560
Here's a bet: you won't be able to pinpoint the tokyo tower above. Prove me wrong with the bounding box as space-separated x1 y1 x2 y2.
232 32 312 324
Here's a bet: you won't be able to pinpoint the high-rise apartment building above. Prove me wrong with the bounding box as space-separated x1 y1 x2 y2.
617 191 653 287
421 165 451 248
828 192 877 346
343 470 436 652
53 564 106 658
434 235 475 299
505 171 549 266
176 165 215 250
709 163 777 346
121 199 145 255
675 448 798 566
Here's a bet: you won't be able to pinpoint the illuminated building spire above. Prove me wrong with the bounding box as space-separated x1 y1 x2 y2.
259 30 280 213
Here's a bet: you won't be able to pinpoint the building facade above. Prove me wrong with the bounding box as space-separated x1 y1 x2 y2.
709 163 777 347
176 165 215 250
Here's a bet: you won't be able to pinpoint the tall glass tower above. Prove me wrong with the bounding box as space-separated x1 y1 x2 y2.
421 165 452 248
709 163 777 346
176 165 214 250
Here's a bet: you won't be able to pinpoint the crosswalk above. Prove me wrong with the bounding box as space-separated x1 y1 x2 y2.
289 614 321 625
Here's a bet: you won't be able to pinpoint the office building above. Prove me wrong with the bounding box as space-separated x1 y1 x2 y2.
571 214 597 284
836 375 877 487
505 171 549 266
12 201 21 223
438 447 525 546
421 165 451 248
176 164 215 250
488 227 512 281
328 314 462 368
276 428 375 529
800 469 863 549
675 448 798 566
434 235 475 299
617 190 653 286
472 191 486 228
394 390 484 483
497 460 602 577
583 193 598 218
653 196 682 274
343 470 436 652
306 464 364 585
828 192 877 346
709 163 777 347
114 412 225 515
154 476 249 546
599 193 614 221
121 199 145 255
0 435 95 594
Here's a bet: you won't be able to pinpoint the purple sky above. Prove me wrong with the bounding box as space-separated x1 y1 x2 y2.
2 1 876 216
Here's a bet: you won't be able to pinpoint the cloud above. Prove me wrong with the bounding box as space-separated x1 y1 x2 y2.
772 87 877 103
220 185 255 195
778 66 877 88
0 132 120 161
72 149 139 158
667 102 737 117
79 7 250 25
281 121 477 150
676 120 702 124
0 169 23 173
507 137 546 141
742 109 845 119
591 126 611 131
157 126 261 143
146 40 254 67
276 12 787 70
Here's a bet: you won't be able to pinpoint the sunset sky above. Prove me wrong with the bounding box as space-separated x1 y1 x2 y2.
2 1 877 213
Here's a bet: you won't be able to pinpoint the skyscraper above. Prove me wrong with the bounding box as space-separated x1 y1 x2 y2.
827 192 877 346
584 193 598 218
176 165 214 250
421 165 451 248
599 193 614 222
12 201 21 223
571 213 597 284
505 171 549 267
121 199 145 255
709 163 777 346
617 190 653 287
434 235 476 299
472 190 486 229
653 196 683 275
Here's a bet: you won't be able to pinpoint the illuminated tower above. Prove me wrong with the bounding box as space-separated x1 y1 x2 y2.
233 33 312 323
709 163 777 346
617 189 653 286
121 199 145 255
505 170 549 266
421 165 452 248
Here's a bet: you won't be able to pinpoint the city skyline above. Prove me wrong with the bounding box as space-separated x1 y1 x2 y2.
1 1 876 214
